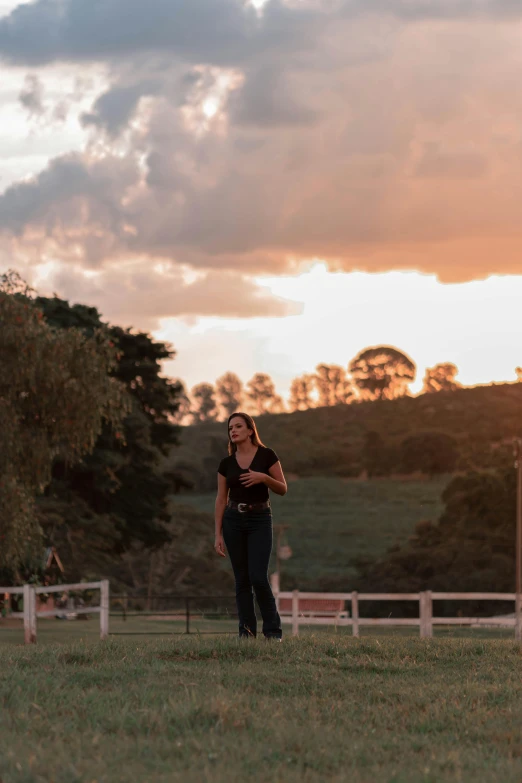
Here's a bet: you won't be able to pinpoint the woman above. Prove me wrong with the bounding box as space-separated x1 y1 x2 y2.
215 412 287 640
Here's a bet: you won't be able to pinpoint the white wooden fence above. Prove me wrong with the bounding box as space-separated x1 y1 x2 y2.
276 590 522 639
1 581 109 644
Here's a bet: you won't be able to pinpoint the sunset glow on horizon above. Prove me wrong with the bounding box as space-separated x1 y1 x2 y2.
1 0 521 404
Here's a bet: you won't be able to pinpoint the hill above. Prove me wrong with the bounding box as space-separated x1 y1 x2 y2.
168 383 522 489
175 476 448 591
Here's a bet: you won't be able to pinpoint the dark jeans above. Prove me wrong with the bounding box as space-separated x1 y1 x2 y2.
222 506 282 639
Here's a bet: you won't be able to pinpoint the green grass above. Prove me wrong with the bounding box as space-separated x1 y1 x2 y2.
180 476 448 589
2 635 522 782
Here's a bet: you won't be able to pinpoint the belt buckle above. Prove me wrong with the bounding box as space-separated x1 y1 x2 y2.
238 503 248 513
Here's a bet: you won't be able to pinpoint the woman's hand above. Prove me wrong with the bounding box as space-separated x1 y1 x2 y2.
239 469 267 488
214 534 226 558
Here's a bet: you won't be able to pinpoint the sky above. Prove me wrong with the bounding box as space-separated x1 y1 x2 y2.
1 0 521 400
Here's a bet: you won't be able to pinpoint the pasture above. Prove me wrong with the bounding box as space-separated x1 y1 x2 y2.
2 634 522 782
180 476 448 588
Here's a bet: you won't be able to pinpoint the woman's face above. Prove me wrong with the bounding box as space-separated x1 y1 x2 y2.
229 416 253 446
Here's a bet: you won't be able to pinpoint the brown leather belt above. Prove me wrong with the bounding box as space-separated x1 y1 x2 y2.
227 500 271 513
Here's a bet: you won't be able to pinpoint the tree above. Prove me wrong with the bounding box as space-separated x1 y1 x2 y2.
245 373 284 415
169 380 192 424
516 367 522 382
0 272 127 574
288 374 316 411
34 295 185 571
349 346 416 401
356 465 517 602
215 372 243 419
399 431 459 476
314 364 353 407
191 382 218 423
422 363 460 394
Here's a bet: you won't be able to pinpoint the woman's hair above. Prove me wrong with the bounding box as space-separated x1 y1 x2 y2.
227 412 265 455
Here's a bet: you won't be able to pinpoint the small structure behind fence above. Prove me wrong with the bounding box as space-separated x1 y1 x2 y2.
276 590 522 638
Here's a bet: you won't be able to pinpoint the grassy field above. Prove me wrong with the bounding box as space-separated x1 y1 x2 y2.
2 634 522 783
180 476 448 589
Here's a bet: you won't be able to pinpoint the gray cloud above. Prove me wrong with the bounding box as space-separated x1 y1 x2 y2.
0 0 520 71
18 73 44 115
81 80 161 135
0 0 318 67
229 65 318 127
0 153 136 250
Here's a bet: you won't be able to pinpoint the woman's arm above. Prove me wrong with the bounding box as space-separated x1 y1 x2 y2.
214 473 228 557
264 461 287 496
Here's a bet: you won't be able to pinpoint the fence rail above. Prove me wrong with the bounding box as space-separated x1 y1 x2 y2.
276 590 522 638
1 581 109 643
3 586 522 643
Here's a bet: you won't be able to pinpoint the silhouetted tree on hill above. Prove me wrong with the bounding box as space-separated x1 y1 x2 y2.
216 372 243 418
246 373 284 415
314 364 354 407
422 362 460 393
289 374 316 411
191 383 218 423
349 346 416 400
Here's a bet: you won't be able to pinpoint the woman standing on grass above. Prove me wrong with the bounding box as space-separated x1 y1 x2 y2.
215 412 287 640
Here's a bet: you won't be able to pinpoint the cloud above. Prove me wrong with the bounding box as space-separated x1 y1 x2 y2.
80 80 161 136
414 143 488 179
229 65 318 128
0 0 521 71
39 262 302 329
1 0 522 297
18 73 44 115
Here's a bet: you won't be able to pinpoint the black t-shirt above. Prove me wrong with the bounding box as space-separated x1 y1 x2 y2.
218 446 279 503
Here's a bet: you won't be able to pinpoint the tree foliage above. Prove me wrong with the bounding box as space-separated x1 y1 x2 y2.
30 295 185 581
289 374 316 412
400 431 459 476
314 364 353 407
422 363 460 394
0 272 127 573
215 372 243 418
191 382 219 423
349 346 416 401
356 463 517 603
246 373 284 415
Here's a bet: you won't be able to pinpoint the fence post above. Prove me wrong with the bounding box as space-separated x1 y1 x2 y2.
23 584 35 644
351 591 359 637
425 590 433 638
516 593 522 641
100 580 109 640
419 592 425 638
419 591 433 639
292 589 299 637
29 587 37 643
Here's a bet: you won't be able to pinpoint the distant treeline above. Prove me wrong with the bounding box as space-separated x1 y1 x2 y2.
178 351 465 424
170 382 522 493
